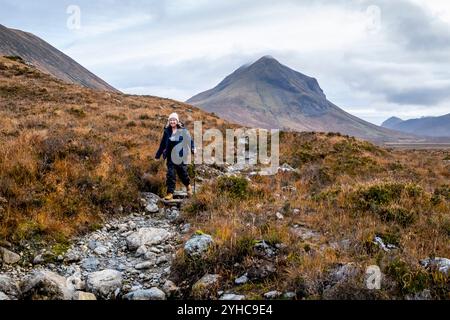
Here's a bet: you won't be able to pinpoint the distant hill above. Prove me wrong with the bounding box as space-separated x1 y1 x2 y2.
382 114 450 137
0 24 118 92
187 56 416 143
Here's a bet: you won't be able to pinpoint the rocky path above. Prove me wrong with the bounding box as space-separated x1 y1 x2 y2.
0 192 190 300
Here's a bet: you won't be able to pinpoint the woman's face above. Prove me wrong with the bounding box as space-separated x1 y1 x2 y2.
169 118 178 128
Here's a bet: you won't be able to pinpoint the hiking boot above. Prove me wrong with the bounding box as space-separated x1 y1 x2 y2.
187 185 193 197
164 193 174 201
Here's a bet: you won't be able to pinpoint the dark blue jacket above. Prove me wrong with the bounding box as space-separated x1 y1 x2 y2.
155 125 195 161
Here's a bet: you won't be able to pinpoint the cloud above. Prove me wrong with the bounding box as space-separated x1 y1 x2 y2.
2 0 450 125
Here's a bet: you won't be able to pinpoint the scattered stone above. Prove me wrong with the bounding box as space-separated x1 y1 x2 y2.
0 275 20 298
275 212 284 220
329 263 359 284
219 293 246 300
264 291 282 299
184 234 214 258
88 240 98 251
0 247 21 265
162 280 179 298
65 250 82 263
123 288 166 300
94 246 108 256
278 163 297 173
283 292 296 299
180 224 191 234
20 270 74 300
248 261 276 280
135 262 154 270
293 209 301 215
235 274 249 285
0 292 10 300
420 257 450 275
145 203 160 213
192 274 220 299
81 257 100 272
143 252 157 262
67 269 84 291
126 228 172 250
290 226 321 241
136 245 148 257
373 236 397 252
73 291 97 300
86 269 122 300
254 241 277 259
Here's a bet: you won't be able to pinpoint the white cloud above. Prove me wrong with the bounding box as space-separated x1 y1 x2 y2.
2 0 450 125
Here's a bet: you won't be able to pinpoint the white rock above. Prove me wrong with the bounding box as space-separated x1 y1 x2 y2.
235 274 249 285
73 291 97 300
264 290 282 299
136 245 148 257
220 293 246 300
0 275 20 298
135 262 154 270
123 288 166 300
86 270 122 300
94 246 108 255
126 228 172 250
0 247 20 264
420 257 450 275
0 292 10 300
20 270 74 300
145 203 159 213
276 212 284 220
184 234 214 258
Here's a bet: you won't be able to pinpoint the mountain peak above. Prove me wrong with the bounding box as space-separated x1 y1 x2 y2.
382 117 404 128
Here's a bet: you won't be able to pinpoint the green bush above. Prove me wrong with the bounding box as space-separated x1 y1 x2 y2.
217 176 250 199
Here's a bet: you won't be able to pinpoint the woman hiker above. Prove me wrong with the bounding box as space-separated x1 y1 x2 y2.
155 113 195 201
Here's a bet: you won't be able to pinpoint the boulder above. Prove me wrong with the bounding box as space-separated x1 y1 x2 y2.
73 291 97 300
20 270 74 300
86 269 122 300
184 234 214 258
0 292 10 300
123 288 166 300
192 274 220 299
0 275 20 298
126 228 172 250
145 203 160 213
0 247 20 264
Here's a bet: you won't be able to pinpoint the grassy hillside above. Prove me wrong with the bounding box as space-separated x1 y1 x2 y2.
174 132 449 299
0 56 225 245
0 55 448 299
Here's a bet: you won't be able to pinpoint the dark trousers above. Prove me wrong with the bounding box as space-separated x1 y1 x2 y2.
166 158 190 194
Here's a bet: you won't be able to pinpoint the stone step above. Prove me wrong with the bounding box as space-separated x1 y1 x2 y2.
160 199 184 207
173 191 188 199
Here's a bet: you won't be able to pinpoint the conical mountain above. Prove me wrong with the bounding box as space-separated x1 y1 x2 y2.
187 56 413 142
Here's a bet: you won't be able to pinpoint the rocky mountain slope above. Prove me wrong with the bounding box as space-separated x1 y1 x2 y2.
0 24 118 92
382 114 450 137
187 56 416 143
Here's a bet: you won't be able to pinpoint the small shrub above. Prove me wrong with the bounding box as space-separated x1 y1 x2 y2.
217 176 250 199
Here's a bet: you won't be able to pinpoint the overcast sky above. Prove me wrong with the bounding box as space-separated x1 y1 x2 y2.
1 0 450 125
